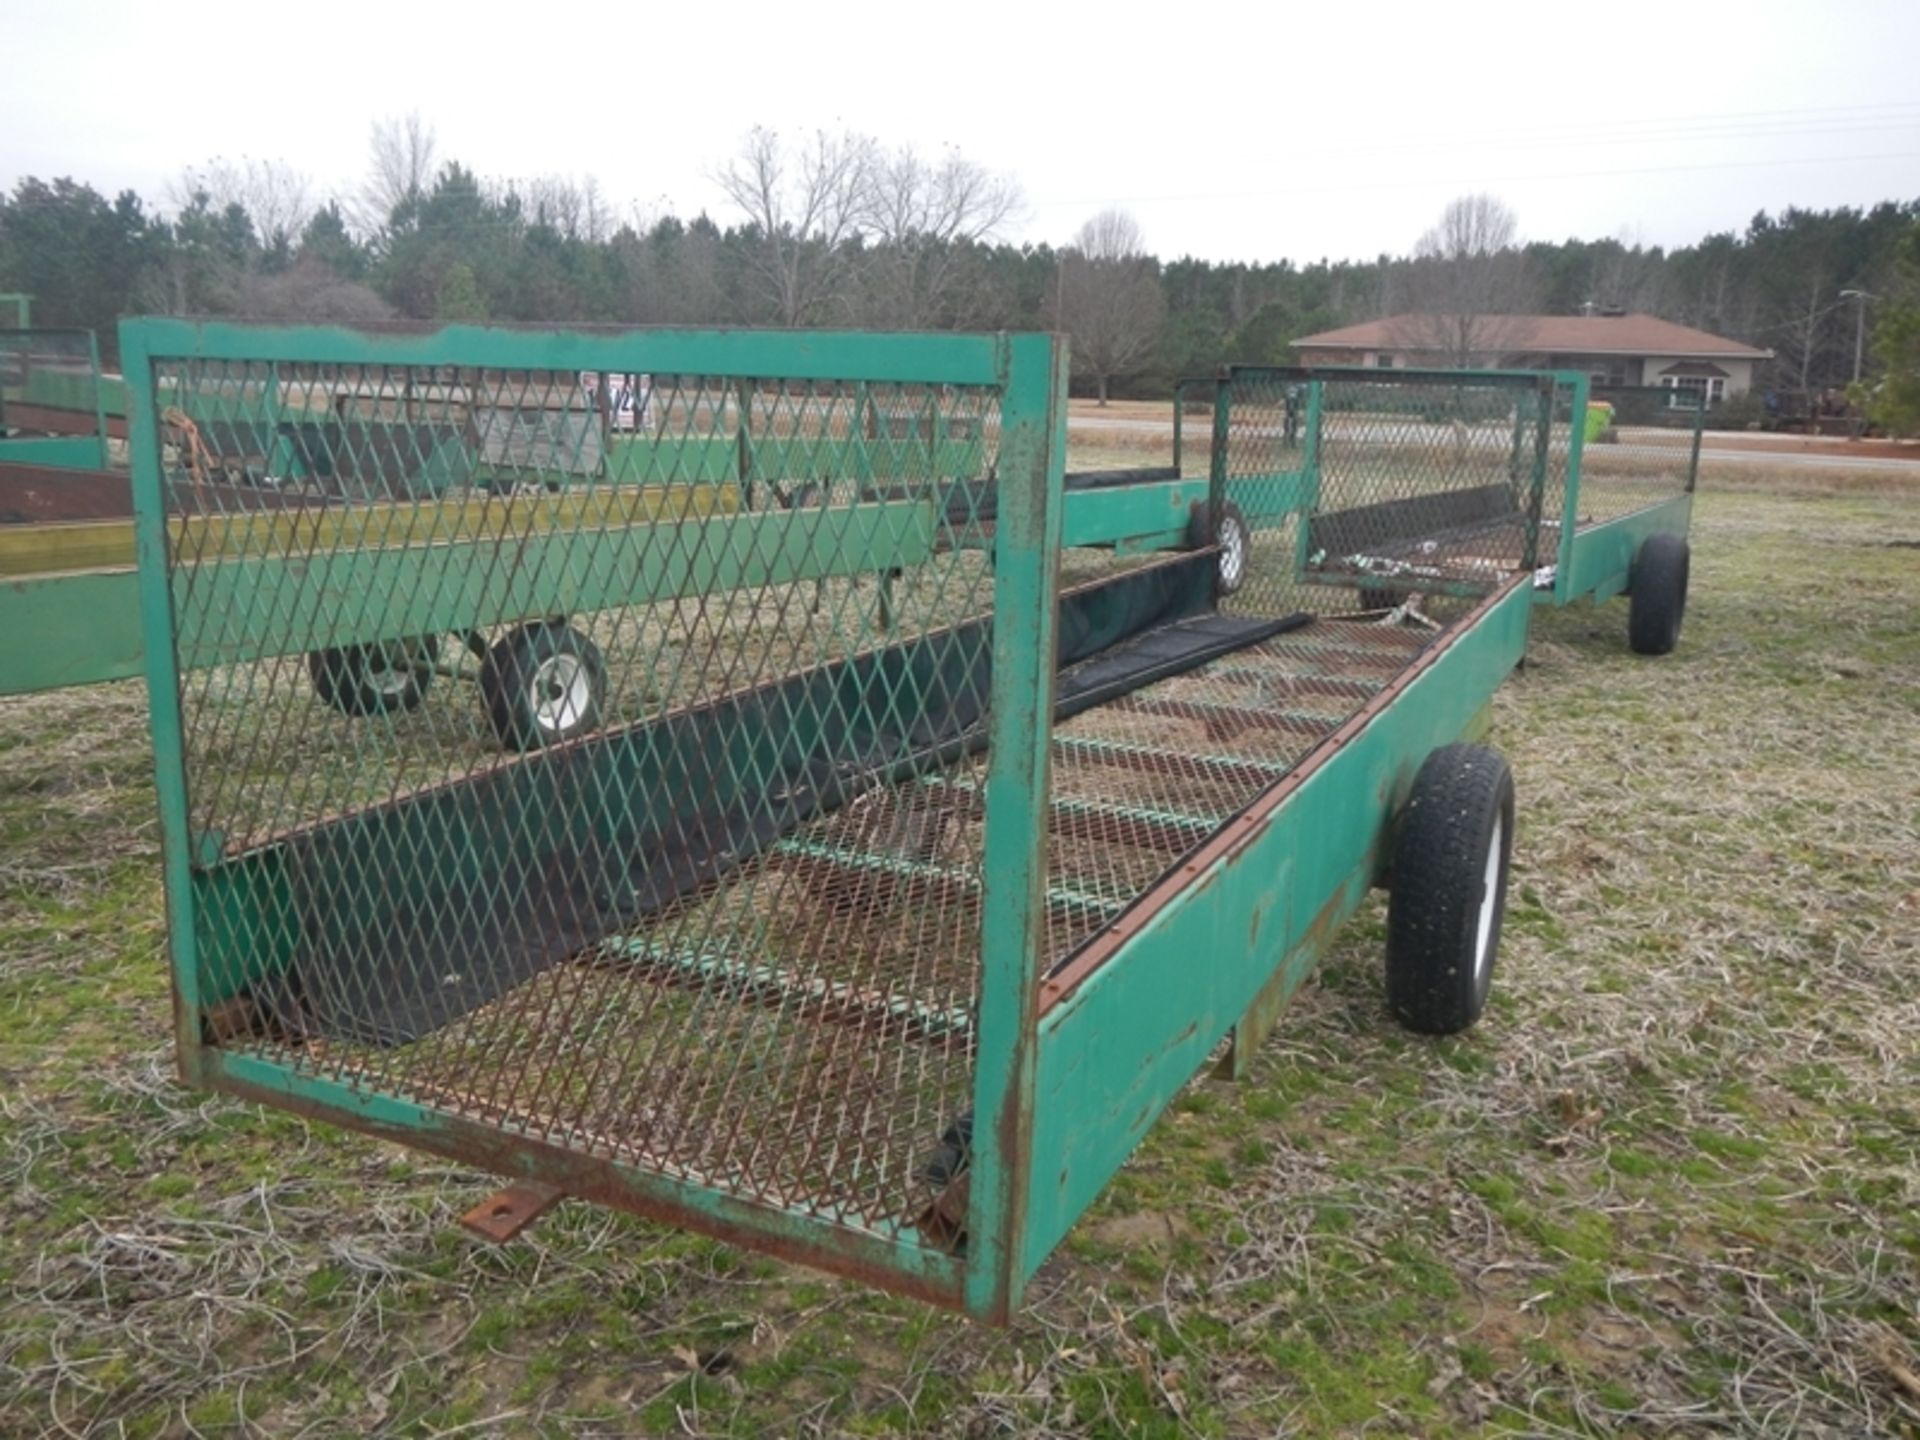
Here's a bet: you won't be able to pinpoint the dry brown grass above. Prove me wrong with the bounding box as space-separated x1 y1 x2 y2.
0 469 1915 1436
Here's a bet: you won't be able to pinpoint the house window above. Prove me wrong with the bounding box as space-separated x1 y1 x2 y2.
1664 376 1709 409
1588 361 1630 388
1374 353 1396 368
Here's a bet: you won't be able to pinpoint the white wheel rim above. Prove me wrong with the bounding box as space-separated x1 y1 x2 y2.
1220 519 1246 587
531 654 593 734
1474 814 1503 985
369 649 412 698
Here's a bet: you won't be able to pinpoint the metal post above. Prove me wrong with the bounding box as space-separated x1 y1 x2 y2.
1171 380 1185 474
122 321 207 1083
1841 289 1875 386
1208 370 1231 536
86 330 110 471
1555 373 1589 600
1522 380 1551 569
1688 399 1705 492
735 377 755 510
967 332 1066 1322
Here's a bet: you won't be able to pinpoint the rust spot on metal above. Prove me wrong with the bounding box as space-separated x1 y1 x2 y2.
461 1180 566 1243
915 1171 971 1254
1055 737 1284 792
1115 693 1331 743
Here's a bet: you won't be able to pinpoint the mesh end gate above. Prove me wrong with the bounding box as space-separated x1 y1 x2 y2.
134 320 1564 1320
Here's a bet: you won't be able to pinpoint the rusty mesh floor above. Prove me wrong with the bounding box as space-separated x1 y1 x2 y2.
255 614 1442 1239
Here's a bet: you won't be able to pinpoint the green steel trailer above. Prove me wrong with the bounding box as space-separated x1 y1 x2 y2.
0 354 1252 702
1211 365 1695 655
0 337 1698 707
124 319 1701 1322
0 327 112 471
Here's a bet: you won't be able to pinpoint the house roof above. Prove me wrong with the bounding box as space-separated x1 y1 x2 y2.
1658 361 1730 379
1295 313 1771 360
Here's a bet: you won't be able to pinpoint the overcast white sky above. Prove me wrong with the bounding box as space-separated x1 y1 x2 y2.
5 0 1917 264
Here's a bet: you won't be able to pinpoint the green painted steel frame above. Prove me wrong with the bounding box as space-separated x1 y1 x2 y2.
128 318 1065 1319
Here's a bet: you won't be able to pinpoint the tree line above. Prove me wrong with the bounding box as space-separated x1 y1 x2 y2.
1 117 1915 417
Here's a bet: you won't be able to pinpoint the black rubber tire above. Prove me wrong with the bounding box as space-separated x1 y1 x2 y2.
1386 743 1515 1036
307 636 439 716
480 622 607 750
1357 584 1411 612
1628 532 1690 656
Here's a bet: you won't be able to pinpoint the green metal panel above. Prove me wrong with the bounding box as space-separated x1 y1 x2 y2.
1020 578 1535 1278
1557 493 1693 605
174 498 934 669
0 569 144 694
1060 478 1204 549
964 332 1067 1321
122 318 1007 386
0 436 106 469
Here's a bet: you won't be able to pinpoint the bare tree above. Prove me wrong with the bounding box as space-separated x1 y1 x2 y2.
862 145 1020 328
524 174 613 242
355 113 437 236
714 127 874 326
170 158 313 259
225 257 393 322
1772 269 1836 401
1054 210 1165 405
1393 194 1538 366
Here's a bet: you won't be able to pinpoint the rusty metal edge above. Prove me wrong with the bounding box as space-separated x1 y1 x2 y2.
206 1061 971 1314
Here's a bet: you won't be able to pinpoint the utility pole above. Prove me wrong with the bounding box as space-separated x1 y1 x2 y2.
1840 289 1875 384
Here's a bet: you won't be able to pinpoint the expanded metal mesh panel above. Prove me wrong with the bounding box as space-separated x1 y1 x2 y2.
155 352 1013 1242
1223 369 1554 613
1579 385 1700 523
1035 367 1548 977
0 328 99 434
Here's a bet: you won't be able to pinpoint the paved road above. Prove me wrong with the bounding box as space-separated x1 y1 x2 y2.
1067 412 1920 475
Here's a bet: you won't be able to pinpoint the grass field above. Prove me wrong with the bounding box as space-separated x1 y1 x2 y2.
0 464 1916 1437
